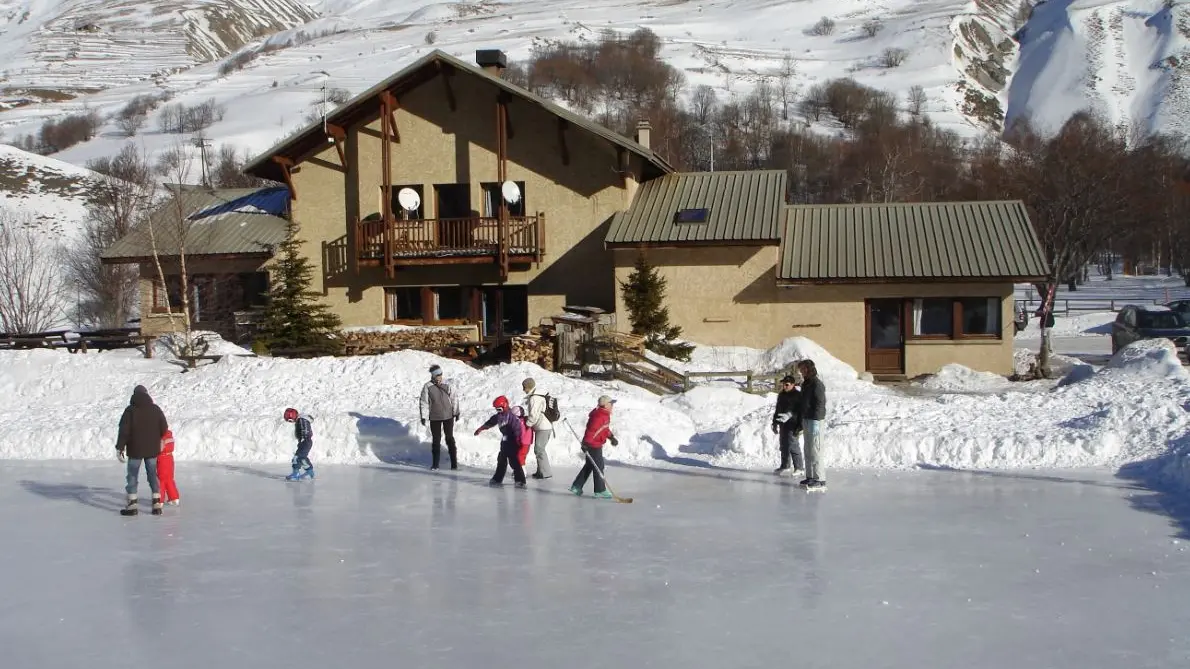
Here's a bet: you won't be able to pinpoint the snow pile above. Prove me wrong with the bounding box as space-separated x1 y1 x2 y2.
651 336 867 389
1015 311 1117 339
917 364 1011 392
150 331 255 361
1101 338 1189 382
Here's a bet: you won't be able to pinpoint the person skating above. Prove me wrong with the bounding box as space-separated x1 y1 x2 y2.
771 374 804 477
474 396 527 488
157 429 181 506
569 395 618 499
521 377 556 479
797 359 827 490
115 385 169 516
283 408 315 481
419 364 460 470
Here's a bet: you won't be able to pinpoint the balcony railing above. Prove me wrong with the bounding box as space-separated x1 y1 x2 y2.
356 216 543 272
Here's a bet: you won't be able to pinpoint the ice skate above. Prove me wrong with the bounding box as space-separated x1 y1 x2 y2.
120 494 138 516
515 480 527 489
593 490 613 499
568 485 582 496
151 493 163 515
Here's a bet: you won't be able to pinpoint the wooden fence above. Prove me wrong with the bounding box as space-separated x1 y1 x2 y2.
588 340 791 395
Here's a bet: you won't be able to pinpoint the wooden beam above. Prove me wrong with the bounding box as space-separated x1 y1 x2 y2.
437 62 457 111
379 92 400 143
557 118 570 166
499 92 514 139
323 122 347 168
272 156 296 199
615 147 626 188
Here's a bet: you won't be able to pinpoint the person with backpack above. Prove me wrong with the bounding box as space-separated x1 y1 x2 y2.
114 385 169 516
770 374 803 477
474 396 528 488
419 364 460 470
521 377 558 479
568 395 618 499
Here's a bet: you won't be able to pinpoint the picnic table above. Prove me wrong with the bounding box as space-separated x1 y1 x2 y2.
0 331 71 350
68 329 155 356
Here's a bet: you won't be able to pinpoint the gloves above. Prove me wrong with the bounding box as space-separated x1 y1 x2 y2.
771 423 779 434
473 428 482 436
420 418 426 426
116 450 126 463
454 414 459 422
609 436 618 446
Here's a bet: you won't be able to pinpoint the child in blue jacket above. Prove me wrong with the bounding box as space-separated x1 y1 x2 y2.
283 408 315 481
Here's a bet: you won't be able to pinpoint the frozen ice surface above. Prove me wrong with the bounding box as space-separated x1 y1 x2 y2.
4 462 1190 669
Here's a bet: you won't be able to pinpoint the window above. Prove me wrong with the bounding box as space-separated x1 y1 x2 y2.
481 182 526 217
674 208 709 223
384 287 422 322
151 277 184 314
1137 310 1184 329
389 184 425 219
435 286 467 320
907 297 1003 340
960 298 1000 336
239 272 270 307
911 298 953 337
434 183 472 219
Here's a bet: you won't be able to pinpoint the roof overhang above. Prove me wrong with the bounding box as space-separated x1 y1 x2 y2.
606 239 778 251
100 251 273 266
777 275 1048 287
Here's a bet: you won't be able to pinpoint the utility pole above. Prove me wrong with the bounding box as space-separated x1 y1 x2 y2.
192 136 212 189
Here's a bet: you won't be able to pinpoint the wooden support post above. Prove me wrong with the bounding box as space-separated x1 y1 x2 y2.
379 92 400 143
326 122 347 168
499 92 514 139
496 96 509 280
557 118 569 166
380 93 394 278
272 156 296 199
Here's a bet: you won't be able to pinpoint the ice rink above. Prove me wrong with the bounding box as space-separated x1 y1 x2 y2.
4 461 1189 669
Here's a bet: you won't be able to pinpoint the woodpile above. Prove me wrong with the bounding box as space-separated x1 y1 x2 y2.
341 328 473 356
511 334 555 368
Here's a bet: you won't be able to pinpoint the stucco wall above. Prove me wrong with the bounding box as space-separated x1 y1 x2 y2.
289 68 643 328
612 247 1016 376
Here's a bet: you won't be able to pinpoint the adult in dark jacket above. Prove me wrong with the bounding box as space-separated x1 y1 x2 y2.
115 385 169 515
770 374 803 476
796 359 827 489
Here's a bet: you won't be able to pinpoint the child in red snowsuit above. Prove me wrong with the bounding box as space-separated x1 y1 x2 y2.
157 430 180 505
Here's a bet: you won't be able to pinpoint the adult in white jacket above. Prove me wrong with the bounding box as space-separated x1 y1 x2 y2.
521 377 554 479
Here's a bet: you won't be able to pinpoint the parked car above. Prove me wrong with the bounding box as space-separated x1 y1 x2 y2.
1111 304 1190 355
1166 299 1190 321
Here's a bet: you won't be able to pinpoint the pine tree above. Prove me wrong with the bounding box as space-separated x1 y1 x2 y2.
619 253 694 361
258 217 343 354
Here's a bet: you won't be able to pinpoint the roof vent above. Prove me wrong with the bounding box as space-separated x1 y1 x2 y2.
475 49 508 76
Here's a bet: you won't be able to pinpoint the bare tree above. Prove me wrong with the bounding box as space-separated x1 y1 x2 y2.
0 210 64 334
880 48 908 68
211 144 270 188
808 17 836 36
777 52 796 121
907 85 928 118
65 144 156 328
862 19 883 38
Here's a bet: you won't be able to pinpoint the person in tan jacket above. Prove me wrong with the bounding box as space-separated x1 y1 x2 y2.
521 377 555 479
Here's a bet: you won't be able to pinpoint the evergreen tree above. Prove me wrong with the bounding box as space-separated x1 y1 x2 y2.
258 217 342 354
619 253 694 361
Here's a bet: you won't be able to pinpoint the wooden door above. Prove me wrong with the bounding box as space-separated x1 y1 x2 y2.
865 299 904 375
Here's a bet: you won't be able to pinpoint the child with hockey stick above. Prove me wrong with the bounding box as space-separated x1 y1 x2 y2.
157 430 181 505
474 396 528 488
569 395 618 499
283 408 315 481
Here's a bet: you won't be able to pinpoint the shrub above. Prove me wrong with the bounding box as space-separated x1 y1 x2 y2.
808 17 836 36
425 30 437 45
880 47 908 68
862 19 883 38
37 110 101 153
219 50 258 76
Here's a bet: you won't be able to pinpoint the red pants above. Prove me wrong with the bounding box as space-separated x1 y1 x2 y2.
157 453 180 502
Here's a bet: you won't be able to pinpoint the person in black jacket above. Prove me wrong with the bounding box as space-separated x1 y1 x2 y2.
115 385 169 515
770 374 803 476
797 359 827 489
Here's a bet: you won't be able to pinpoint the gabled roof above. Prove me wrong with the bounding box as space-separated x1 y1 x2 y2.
243 49 674 183
101 185 290 262
605 170 788 246
777 200 1049 283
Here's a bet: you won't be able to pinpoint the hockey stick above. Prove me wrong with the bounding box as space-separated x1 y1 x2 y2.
564 419 633 503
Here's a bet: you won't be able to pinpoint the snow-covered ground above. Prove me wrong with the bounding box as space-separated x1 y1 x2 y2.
5 461 1189 668
1 0 1186 178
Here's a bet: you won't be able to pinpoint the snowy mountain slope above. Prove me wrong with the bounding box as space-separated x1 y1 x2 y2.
0 0 318 107
0 143 102 239
1006 0 1190 136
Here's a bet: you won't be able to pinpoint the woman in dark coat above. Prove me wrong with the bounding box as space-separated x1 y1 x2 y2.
797 360 827 490
115 385 169 515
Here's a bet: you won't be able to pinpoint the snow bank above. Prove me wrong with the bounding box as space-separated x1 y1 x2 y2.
1 334 1187 476
916 364 1011 392
1015 311 1116 338
650 336 869 390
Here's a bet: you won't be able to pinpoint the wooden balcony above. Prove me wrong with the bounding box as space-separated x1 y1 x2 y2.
356 215 544 276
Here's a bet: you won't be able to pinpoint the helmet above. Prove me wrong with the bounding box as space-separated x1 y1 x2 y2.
493 396 509 410
283 408 298 422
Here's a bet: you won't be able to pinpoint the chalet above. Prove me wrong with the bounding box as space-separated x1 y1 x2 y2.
101 185 286 341
229 48 1048 378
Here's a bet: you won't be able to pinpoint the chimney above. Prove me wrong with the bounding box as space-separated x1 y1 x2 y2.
475 49 507 77
635 119 651 150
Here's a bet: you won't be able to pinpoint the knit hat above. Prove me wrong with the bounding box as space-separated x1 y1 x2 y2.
780 375 796 385
429 364 442 378
522 377 536 392
597 395 616 407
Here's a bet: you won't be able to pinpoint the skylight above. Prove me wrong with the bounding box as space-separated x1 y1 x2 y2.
674 208 709 224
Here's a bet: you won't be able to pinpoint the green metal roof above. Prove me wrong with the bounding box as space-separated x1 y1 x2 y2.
101 186 289 261
778 200 1049 282
243 49 674 183
605 170 788 245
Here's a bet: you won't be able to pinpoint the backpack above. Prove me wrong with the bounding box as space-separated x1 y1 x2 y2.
533 393 561 423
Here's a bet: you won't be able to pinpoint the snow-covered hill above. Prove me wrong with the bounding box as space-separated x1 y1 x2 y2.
0 0 1185 178
0 143 102 239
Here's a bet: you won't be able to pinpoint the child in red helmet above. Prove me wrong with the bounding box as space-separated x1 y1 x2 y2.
474 395 528 488
283 408 315 481
157 430 181 505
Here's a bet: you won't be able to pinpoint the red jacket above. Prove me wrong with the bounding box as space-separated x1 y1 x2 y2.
160 430 175 456
581 407 614 448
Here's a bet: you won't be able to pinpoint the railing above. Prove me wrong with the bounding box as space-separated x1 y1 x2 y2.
1015 297 1166 314
586 337 793 395
356 215 543 261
